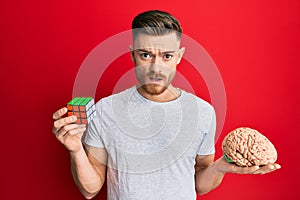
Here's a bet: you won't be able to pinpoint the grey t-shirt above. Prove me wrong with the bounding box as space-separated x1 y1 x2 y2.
84 86 216 200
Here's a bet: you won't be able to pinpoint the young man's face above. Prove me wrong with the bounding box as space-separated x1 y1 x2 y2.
131 32 185 95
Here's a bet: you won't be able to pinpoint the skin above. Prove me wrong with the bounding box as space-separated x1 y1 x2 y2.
52 32 281 199
130 32 185 102
52 108 106 199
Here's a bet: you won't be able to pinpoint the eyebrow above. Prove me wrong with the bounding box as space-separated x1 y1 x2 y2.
136 49 177 54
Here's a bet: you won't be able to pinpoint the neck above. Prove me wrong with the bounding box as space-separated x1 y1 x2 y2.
136 84 181 102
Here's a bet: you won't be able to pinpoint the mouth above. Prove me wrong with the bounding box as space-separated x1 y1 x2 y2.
150 77 163 81
148 77 164 83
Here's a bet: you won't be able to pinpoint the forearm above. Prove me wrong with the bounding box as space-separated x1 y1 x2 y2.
70 147 104 199
195 158 225 195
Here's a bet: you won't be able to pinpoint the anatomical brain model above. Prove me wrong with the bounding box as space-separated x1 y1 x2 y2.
222 127 277 167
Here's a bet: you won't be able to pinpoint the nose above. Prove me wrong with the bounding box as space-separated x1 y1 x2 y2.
150 56 163 73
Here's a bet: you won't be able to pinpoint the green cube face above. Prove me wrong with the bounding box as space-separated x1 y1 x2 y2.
67 97 96 124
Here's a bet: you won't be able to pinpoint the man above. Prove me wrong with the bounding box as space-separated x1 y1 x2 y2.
52 10 280 200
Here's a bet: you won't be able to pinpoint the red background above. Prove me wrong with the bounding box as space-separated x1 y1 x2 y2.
1 0 300 199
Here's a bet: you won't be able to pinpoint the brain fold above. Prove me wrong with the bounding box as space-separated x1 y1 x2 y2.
222 127 277 167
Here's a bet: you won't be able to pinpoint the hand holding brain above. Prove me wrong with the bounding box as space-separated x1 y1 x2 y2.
222 127 277 167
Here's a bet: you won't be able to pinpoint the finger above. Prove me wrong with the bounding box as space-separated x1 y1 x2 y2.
252 165 274 174
52 107 68 120
56 123 84 139
56 124 86 142
229 164 259 174
238 166 260 174
64 125 87 137
252 163 281 175
68 125 87 136
274 163 281 169
53 115 77 132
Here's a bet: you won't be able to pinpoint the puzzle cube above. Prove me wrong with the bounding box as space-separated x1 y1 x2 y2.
67 97 96 124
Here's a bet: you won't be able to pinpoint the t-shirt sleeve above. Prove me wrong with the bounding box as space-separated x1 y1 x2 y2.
197 107 216 155
84 101 105 148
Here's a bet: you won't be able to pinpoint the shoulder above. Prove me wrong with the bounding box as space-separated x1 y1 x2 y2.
94 87 136 113
96 87 135 105
180 90 215 114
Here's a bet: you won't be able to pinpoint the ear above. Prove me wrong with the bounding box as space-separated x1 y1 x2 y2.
129 45 135 63
176 47 185 64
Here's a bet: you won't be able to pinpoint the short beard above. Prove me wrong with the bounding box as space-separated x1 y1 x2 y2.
141 83 168 95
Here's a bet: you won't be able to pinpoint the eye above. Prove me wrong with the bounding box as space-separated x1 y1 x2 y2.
163 54 173 61
140 53 152 60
